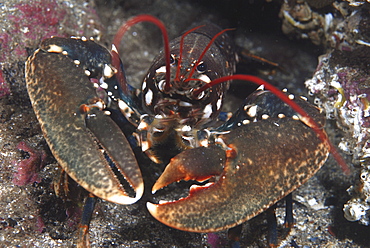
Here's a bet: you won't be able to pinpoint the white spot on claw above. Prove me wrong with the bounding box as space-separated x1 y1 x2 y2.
96 101 104 110
103 64 114 78
118 99 130 117
246 105 257 117
242 119 250 125
100 82 108 89
47 44 63 53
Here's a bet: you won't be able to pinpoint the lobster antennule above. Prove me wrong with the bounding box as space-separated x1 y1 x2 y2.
175 25 205 83
193 74 350 175
112 14 171 92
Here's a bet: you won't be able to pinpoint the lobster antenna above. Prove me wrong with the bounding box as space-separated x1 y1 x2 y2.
185 28 234 81
112 14 171 93
175 25 205 83
193 74 351 175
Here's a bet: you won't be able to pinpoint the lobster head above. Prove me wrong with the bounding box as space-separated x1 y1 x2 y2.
141 24 237 127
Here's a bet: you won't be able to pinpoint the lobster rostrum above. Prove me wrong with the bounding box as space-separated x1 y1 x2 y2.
25 14 349 245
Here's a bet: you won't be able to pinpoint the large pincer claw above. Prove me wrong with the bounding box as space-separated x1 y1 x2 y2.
147 98 329 232
26 38 143 205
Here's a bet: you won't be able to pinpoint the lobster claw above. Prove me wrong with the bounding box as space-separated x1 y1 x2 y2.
83 108 144 204
147 98 330 232
151 146 226 193
26 39 143 205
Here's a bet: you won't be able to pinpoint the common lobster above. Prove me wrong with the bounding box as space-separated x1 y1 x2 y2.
25 14 348 247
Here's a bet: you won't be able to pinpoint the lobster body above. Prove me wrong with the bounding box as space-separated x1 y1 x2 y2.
25 15 332 246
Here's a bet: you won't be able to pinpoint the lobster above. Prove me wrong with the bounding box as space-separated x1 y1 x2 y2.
25 14 349 247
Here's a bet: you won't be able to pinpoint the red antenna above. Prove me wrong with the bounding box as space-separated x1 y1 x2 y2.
112 15 171 94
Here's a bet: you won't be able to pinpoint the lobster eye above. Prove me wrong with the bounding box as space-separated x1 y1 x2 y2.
196 61 207 73
170 54 176 65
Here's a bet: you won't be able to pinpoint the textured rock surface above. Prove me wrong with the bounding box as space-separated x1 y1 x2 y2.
289 0 370 230
0 0 369 247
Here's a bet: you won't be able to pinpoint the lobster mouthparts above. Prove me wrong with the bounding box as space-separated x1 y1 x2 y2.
147 116 330 232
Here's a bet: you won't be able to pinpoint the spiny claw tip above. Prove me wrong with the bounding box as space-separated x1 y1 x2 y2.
146 202 158 215
152 180 168 194
151 161 186 193
108 182 144 205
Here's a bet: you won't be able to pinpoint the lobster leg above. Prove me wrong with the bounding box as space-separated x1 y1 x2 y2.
266 193 293 247
77 194 97 248
227 224 242 248
284 193 294 230
266 205 278 247
26 40 143 204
